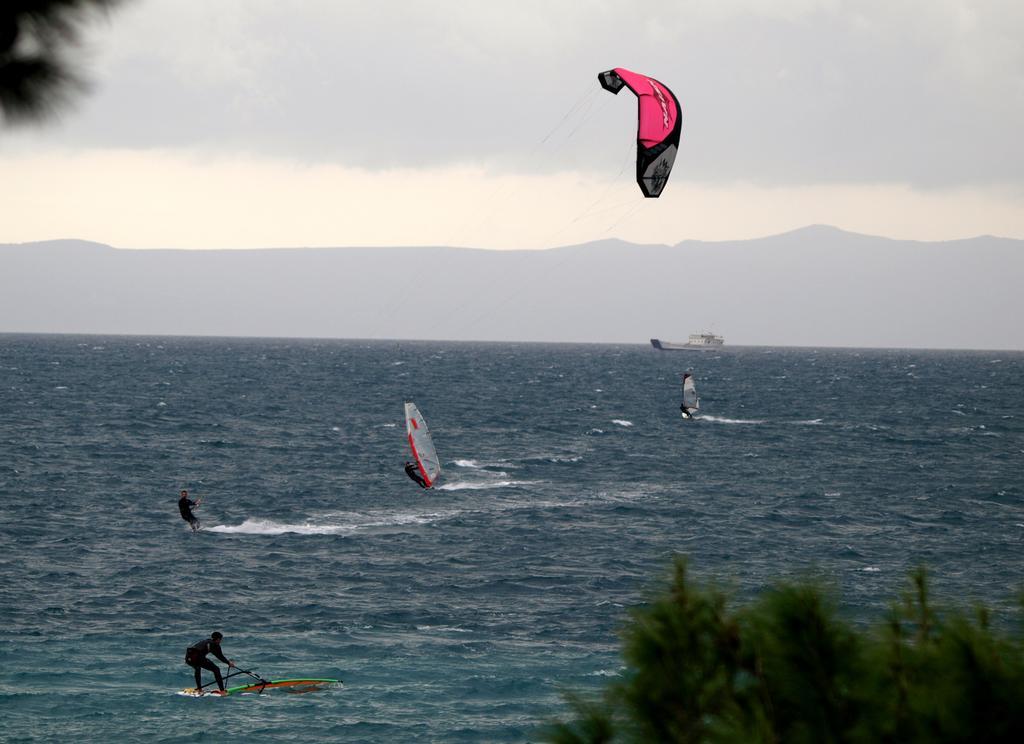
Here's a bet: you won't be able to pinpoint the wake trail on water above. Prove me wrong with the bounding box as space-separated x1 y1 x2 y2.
208 510 453 536
447 458 554 487
208 519 355 536
208 488 576 535
699 415 767 425
436 480 537 491
450 458 518 470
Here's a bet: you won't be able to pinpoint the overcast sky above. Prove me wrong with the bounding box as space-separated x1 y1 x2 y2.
2 0 1022 249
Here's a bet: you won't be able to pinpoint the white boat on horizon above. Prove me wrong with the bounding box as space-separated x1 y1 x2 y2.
650 332 725 351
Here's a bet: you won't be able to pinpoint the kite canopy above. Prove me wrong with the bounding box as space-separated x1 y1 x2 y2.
598 67 682 198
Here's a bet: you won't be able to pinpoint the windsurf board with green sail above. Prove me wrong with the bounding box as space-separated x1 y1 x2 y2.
179 677 339 697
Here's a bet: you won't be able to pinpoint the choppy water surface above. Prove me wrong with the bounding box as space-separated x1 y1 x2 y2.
1 335 1022 741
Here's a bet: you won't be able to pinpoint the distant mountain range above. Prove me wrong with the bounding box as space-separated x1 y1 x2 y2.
2 226 1022 349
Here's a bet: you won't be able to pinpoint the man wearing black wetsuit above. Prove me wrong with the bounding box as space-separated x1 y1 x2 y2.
404 461 428 489
177 489 201 530
185 631 235 693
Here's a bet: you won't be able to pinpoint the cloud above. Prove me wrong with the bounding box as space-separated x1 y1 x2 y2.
3 1 1021 249
4 0 1019 191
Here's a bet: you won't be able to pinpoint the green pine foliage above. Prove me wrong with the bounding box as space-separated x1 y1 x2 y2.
545 558 1024 743
1 1 123 124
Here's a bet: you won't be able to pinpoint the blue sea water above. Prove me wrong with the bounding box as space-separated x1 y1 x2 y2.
1 334 1022 742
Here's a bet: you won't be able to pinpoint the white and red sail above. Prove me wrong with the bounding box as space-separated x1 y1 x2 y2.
405 402 441 488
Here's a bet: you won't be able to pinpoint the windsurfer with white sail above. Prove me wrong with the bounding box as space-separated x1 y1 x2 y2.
680 373 698 420
404 402 441 489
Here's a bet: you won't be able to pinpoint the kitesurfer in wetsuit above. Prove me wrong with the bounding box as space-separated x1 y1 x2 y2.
177 489 201 531
185 631 235 693
404 461 428 489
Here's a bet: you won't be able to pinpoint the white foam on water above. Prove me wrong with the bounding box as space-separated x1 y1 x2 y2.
436 480 535 491
612 420 633 427
208 510 450 536
416 625 472 634
701 415 766 425
209 518 356 535
450 460 516 470
861 567 881 572
793 418 824 425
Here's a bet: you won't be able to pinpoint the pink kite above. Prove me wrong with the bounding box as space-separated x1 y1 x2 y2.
598 68 682 198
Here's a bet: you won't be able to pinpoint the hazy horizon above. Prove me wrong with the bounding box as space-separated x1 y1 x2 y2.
3 329 1021 354
4 227 1022 351
7 221 1019 252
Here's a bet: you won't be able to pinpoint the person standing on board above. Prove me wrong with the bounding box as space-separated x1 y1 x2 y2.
185 631 235 694
177 489 202 531
404 461 428 489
